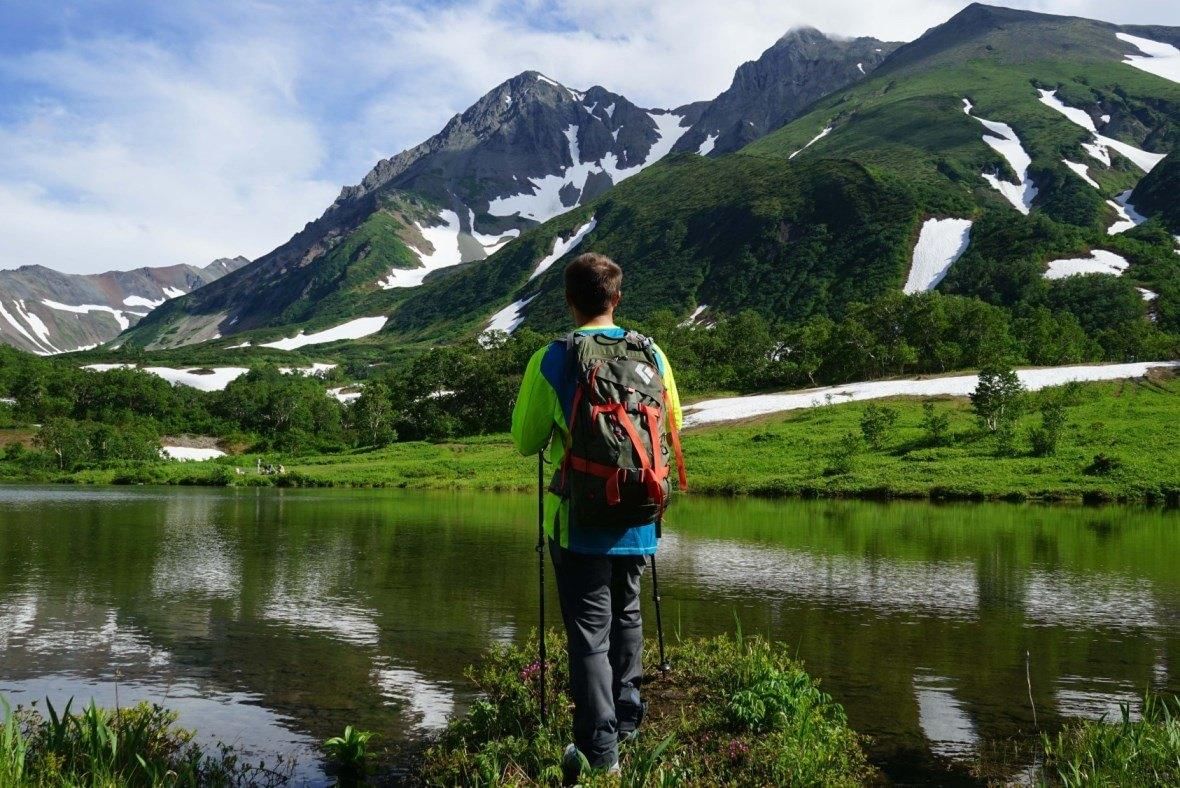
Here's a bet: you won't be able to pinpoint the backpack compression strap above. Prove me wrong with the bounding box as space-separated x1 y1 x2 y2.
664 391 688 491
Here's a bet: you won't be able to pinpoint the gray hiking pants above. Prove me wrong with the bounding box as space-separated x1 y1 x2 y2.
549 540 646 769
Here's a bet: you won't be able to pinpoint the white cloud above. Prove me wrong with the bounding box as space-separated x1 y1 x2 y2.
0 1 1176 275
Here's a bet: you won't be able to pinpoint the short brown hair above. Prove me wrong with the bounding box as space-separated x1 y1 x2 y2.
564 253 622 317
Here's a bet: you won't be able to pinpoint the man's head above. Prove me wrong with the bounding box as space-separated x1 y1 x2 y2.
564 253 622 325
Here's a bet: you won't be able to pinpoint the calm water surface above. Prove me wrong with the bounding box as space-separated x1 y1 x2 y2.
0 486 1176 784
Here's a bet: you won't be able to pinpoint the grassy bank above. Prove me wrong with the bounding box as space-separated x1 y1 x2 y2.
416 632 871 786
1040 692 1180 786
3 375 1177 502
0 698 291 786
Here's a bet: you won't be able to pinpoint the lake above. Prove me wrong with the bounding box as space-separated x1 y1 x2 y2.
1 486 1176 784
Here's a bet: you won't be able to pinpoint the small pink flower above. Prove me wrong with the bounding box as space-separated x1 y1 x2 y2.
727 739 750 761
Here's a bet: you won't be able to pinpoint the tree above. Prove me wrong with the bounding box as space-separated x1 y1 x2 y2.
34 418 89 470
970 367 1026 433
352 382 396 447
1028 401 1065 457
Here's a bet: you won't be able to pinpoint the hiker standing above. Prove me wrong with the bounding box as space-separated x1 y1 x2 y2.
511 253 686 780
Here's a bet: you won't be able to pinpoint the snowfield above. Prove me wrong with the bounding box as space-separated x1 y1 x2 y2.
160 446 226 461
484 294 538 335
83 363 338 392
697 133 718 155
529 217 597 281
1116 33 1180 84
903 218 973 294
1043 250 1129 280
487 111 689 225
1062 159 1099 189
789 126 832 159
1037 89 1166 173
41 299 131 332
380 210 463 289
964 100 1037 214
1106 190 1147 235
683 362 1179 427
260 316 388 350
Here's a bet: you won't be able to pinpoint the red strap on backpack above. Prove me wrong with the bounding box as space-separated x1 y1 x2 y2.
664 392 688 492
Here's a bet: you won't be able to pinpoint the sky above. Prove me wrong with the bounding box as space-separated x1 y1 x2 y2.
0 0 1175 275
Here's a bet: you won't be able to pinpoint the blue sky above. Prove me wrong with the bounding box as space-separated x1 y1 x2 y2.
0 0 1176 274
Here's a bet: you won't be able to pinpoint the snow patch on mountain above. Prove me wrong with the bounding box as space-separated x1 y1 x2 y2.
1138 287 1158 301
162 287 186 299
1062 159 1099 188
1115 33 1180 84
964 102 1037 214
0 300 49 353
124 295 166 309
1106 190 1147 235
465 208 519 256
529 217 598 281
698 134 718 156
1043 250 1129 280
903 218 973 294
857 62 865 74
381 210 464 289
680 304 709 327
15 300 58 352
1038 89 1166 173
260 316 388 350
484 294 538 335
41 299 131 332
789 126 833 159
487 112 689 224
683 362 1178 426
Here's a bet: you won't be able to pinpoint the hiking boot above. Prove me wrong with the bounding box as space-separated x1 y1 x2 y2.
562 744 619 785
561 744 585 786
617 699 648 744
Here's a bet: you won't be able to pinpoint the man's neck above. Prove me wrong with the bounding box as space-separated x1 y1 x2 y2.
577 313 616 329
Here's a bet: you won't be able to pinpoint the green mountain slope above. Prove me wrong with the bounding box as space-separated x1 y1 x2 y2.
111 3 1178 364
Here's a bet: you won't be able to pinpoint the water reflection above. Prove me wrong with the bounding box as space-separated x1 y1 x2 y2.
0 486 1176 785
913 672 980 761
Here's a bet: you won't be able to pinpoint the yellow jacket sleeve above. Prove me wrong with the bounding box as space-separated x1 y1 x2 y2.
653 343 683 431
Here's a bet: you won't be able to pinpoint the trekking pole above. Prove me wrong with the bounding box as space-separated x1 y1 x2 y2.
536 448 548 726
651 518 670 673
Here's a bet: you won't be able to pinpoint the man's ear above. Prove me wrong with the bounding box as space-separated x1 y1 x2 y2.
610 291 622 308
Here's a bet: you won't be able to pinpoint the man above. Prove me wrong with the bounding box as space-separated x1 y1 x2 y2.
511 252 683 779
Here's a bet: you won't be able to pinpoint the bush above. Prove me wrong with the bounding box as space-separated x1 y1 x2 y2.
859 404 898 449
921 401 951 446
824 432 863 476
1028 401 1066 456
418 633 869 786
1085 453 1123 476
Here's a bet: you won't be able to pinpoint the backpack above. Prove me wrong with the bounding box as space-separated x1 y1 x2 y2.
551 330 687 531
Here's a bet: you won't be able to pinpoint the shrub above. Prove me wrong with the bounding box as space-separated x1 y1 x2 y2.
1085 453 1122 476
859 404 898 449
824 432 862 476
1028 401 1066 457
921 401 951 446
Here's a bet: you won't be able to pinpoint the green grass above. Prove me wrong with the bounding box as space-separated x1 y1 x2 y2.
1039 692 1180 786
10 375 1177 503
416 632 870 786
0 697 291 787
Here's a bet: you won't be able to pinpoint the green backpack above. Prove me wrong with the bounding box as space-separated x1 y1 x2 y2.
553 330 687 531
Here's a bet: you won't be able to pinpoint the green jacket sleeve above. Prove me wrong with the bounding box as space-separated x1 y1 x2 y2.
511 346 557 456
